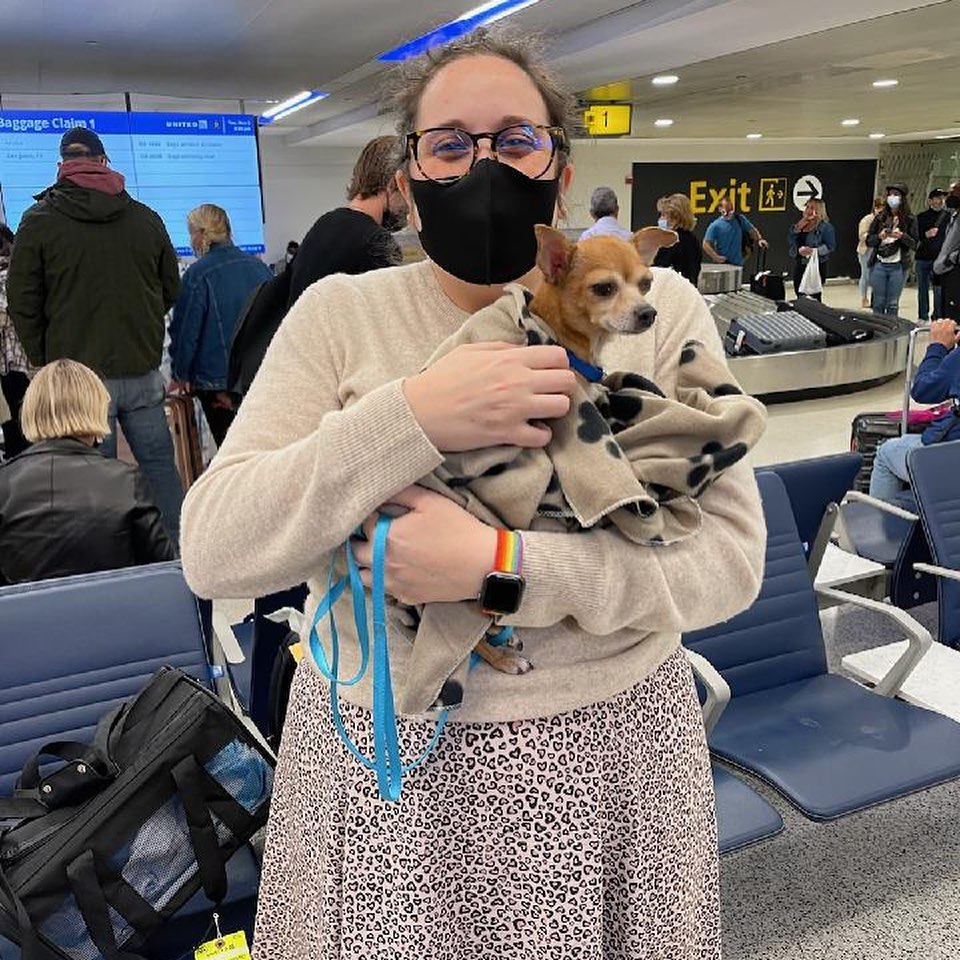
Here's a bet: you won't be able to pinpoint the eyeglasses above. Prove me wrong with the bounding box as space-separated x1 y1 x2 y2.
406 123 567 183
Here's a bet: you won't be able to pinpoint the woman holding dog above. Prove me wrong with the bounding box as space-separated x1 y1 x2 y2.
181 28 765 960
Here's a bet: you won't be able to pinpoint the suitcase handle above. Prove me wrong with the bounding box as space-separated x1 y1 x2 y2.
901 325 931 434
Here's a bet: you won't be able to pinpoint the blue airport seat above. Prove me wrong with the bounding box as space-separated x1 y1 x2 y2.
0 562 260 959
763 452 862 565
685 472 960 820
712 765 783 854
908 440 960 649
840 489 936 608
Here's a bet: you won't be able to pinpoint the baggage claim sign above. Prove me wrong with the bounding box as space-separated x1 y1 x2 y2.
630 160 877 279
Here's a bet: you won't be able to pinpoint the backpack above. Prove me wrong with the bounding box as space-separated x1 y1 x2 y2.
227 267 293 398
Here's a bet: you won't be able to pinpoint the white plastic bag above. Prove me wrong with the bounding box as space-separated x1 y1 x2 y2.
798 248 822 296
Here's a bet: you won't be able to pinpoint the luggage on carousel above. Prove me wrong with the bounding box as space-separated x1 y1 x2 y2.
725 310 826 356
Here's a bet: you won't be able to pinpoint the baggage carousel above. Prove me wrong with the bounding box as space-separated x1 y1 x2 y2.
707 291 916 402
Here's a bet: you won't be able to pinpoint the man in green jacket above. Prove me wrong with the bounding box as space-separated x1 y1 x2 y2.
5 127 185 546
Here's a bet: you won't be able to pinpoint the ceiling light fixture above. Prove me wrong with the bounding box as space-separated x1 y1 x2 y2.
378 0 542 61
841 118 860 127
868 132 886 139
872 78 899 88
259 91 329 124
746 132 763 140
654 118 674 127
651 75 679 86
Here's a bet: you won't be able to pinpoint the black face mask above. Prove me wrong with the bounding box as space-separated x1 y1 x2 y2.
947 194 960 210
410 158 559 285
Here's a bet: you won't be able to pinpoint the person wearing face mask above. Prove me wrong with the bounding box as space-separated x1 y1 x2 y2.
934 181 960 321
653 192 702 285
167 204 273 447
180 28 765 959
866 183 919 316
788 198 836 302
916 189 949 321
702 196 768 268
857 197 885 308
286 135 408 307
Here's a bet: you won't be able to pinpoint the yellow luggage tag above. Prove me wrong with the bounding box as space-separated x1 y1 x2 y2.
194 913 251 960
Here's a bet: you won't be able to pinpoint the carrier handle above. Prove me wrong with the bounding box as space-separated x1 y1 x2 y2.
66 851 147 960
18 741 113 793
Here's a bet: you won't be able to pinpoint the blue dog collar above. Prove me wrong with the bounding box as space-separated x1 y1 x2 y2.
565 349 605 383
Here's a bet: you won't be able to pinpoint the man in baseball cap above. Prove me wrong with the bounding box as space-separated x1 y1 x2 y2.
59 126 108 161
917 187 949 320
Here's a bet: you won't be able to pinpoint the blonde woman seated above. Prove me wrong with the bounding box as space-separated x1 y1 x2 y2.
0 359 174 584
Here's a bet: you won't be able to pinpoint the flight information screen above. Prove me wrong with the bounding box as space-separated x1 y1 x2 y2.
0 110 265 256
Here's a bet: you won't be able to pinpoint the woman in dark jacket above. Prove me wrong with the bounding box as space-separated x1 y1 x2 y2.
653 193 702 286
788 198 837 301
866 183 919 316
0 359 174 584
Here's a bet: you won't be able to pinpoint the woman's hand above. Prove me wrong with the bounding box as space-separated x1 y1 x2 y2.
799 245 814 257
403 342 576 452
351 486 497 605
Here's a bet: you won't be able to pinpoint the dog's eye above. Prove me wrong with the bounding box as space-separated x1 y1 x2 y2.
638 277 652 294
591 282 617 298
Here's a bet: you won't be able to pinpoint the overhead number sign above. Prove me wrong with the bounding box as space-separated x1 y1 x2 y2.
583 104 632 136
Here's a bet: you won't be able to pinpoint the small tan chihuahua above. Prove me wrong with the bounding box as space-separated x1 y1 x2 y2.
529 224 678 369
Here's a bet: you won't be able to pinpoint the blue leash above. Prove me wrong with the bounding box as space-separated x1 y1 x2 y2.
307 516 449 801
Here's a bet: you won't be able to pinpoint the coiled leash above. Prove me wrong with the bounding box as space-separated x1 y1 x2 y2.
308 515 510 801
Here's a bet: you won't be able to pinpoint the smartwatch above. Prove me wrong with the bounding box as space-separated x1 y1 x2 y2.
478 529 525 617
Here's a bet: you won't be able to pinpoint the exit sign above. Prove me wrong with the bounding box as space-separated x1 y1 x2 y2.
583 104 632 136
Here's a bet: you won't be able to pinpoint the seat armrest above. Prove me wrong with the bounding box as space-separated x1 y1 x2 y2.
914 561 960 583
211 611 246 664
818 585 932 697
683 648 731 735
842 490 919 521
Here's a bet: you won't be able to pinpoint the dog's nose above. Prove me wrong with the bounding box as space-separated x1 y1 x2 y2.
633 305 657 329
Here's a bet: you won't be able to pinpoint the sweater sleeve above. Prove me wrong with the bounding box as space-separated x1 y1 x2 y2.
179 281 444 599
504 271 766 635
911 343 959 404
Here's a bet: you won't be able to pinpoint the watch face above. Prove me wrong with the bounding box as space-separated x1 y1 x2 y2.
479 572 525 615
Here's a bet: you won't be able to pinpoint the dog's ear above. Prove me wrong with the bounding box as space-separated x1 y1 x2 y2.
535 224 575 283
632 226 678 266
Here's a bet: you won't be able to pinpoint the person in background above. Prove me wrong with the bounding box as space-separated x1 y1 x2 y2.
0 224 35 460
934 181 960 321
653 192 702 285
168 204 273 447
857 197 885 308
5 126 184 547
0 359 174 584
579 185 632 241
916 188 948 322
866 183 919 317
702 197 768 268
274 240 299 275
869 318 960 502
788 198 837 301
180 26 765 959
287 135 408 306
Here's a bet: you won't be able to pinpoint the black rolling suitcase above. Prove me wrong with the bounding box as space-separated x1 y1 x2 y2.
791 297 873 345
748 249 787 301
725 310 826 356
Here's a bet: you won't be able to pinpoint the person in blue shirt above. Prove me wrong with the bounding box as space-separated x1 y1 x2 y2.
702 197 768 268
869 318 960 501
579 186 632 241
168 204 273 446
787 198 837 301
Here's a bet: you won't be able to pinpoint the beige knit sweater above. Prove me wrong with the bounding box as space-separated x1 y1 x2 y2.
180 259 766 723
